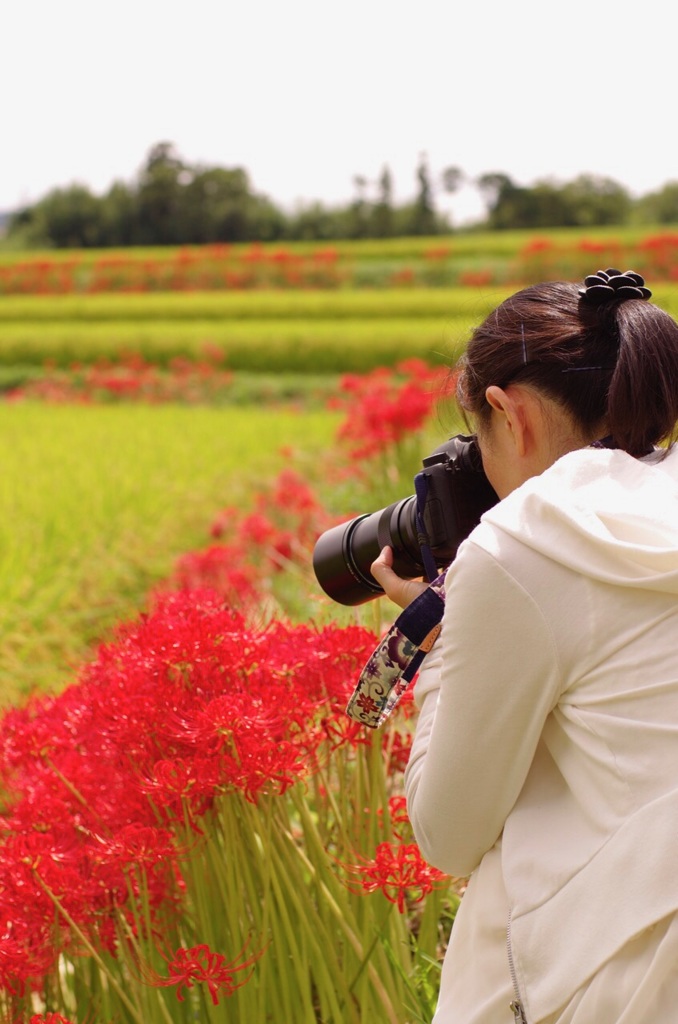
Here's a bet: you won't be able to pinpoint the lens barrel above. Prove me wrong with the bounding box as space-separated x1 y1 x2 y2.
312 497 422 606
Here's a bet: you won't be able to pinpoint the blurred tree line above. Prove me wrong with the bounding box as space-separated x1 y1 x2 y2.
6 144 453 248
6 143 678 248
476 173 678 230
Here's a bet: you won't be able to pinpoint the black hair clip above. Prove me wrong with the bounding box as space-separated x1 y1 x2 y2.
579 268 652 305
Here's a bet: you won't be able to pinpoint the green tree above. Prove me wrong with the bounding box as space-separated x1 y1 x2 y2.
477 171 632 230
8 184 104 247
409 153 438 235
135 142 186 245
631 181 678 225
477 173 530 229
99 182 139 246
183 166 253 242
560 174 631 226
285 201 345 240
247 194 288 241
371 165 394 237
346 175 370 238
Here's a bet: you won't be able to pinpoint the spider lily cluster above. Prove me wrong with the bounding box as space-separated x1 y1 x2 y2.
0 360 460 1023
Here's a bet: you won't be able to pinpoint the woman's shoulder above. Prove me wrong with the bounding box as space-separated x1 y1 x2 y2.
466 442 678 594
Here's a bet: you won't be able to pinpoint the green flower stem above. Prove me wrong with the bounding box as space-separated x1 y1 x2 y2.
346 899 395 995
115 910 176 1024
32 868 147 1024
275 800 401 1022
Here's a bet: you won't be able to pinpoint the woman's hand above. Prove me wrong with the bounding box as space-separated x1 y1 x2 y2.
370 546 430 609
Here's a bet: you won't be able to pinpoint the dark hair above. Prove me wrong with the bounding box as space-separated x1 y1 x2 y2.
456 281 678 456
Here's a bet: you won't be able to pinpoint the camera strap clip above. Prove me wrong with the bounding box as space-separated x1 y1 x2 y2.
345 572 447 728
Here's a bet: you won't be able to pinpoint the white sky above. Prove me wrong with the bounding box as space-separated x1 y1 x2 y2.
2 0 676 225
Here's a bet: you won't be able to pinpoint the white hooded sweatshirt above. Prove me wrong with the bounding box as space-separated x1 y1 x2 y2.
405 444 678 1023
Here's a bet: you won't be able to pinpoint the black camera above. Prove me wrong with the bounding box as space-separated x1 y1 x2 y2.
312 434 499 606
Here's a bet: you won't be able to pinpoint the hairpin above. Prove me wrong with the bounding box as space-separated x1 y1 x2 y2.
579 268 652 305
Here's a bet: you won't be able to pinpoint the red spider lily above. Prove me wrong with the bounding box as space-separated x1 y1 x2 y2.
140 756 222 811
333 361 446 461
272 467 319 511
521 237 554 253
387 795 410 828
0 926 55 997
389 267 416 286
178 470 336 600
29 1014 76 1024
99 823 176 867
375 796 411 844
171 544 261 607
5 350 233 405
319 709 371 752
458 270 494 287
152 941 262 1005
346 841 449 913
424 246 451 260
230 469 329 554
28 1011 76 1019
0 588 377 989
385 727 414 774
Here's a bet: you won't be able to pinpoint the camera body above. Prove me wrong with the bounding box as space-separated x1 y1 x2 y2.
313 434 499 606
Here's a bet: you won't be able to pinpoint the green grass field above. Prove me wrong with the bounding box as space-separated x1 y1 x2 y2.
0 402 340 705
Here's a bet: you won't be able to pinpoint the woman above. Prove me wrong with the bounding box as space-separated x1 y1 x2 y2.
371 270 678 1023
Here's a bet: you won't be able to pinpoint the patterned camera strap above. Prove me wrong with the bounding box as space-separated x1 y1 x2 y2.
345 570 447 728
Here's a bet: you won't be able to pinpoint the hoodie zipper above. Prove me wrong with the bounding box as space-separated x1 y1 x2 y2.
510 1000 527 1024
507 910 528 1023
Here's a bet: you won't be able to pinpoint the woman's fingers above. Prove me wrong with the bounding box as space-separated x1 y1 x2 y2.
370 546 429 609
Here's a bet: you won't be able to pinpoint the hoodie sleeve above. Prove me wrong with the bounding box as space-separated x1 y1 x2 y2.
404 540 563 878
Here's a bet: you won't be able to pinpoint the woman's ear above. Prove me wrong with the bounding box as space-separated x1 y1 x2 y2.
485 385 509 416
485 385 530 457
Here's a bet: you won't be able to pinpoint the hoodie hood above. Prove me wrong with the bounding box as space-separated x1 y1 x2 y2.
478 444 678 594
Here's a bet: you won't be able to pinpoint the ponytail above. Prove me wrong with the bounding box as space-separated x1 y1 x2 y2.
607 301 678 455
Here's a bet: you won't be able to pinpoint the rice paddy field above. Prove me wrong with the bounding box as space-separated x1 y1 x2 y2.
0 289 491 373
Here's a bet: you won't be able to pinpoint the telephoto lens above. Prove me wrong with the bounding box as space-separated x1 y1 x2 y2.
313 434 498 606
312 496 420 606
